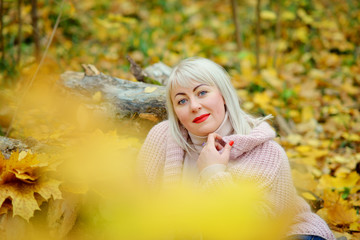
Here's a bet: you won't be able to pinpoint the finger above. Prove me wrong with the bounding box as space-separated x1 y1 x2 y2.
207 133 223 146
206 133 216 146
212 132 224 142
216 138 226 147
215 142 224 151
221 141 234 159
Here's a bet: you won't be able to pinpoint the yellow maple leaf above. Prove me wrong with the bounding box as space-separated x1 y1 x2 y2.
34 178 62 201
317 189 359 227
1 183 41 221
326 203 358 226
0 151 39 184
319 172 360 190
0 151 62 221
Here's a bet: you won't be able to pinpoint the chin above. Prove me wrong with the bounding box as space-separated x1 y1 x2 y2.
195 128 215 136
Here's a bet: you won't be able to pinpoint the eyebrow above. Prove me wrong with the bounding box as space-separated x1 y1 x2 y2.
174 84 207 98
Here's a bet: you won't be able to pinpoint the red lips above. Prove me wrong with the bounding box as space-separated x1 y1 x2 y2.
192 114 210 123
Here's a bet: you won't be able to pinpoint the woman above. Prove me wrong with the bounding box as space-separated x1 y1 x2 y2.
138 57 335 240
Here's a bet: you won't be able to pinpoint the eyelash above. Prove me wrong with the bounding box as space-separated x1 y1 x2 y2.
177 90 208 105
178 99 187 105
198 90 207 96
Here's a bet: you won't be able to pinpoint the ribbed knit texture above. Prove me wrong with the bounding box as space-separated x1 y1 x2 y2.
137 121 335 240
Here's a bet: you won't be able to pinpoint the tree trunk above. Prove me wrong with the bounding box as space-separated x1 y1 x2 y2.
0 0 4 63
255 0 261 74
17 0 22 65
230 0 242 51
60 70 167 122
273 0 281 72
31 0 40 62
0 136 29 159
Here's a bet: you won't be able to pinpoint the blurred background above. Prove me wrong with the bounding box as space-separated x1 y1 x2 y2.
0 0 358 81
0 0 359 239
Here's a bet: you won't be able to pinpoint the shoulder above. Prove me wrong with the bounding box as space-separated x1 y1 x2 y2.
251 139 288 169
229 139 289 185
259 140 288 165
258 139 286 154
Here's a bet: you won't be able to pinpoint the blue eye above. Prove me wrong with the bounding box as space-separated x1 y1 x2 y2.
178 99 187 105
199 90 207 96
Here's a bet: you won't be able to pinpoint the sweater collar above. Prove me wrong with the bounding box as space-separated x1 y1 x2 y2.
188 111 233 153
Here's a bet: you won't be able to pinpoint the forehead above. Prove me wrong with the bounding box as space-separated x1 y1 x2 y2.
172 80 201 91
170 81 218 98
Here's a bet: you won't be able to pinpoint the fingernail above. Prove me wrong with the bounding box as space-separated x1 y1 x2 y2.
229 140 234 146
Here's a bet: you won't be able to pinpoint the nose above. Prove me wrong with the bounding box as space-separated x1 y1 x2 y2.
190 98 201 112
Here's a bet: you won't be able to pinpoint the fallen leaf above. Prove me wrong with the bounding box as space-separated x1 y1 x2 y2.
327 203 358 226
260 10 276 21
349 222 360 231
0 152 62 221
139 113 159 122
301 192 317 201
92 91 102 103
144 87 157 93
319 172 360 190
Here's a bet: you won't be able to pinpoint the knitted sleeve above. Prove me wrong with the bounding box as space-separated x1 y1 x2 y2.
137 121 169 189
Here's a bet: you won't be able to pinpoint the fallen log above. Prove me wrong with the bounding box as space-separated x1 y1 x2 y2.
59 63 296 137
59 65 168 122
0 136 28 158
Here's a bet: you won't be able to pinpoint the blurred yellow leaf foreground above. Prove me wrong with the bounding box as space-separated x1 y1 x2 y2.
0 0 360 239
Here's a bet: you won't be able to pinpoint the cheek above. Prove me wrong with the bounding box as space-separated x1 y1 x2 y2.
215 103 225 118
174 107 188 124
212 95 225 115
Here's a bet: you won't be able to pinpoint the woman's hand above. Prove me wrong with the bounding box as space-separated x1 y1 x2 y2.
197 133 234 172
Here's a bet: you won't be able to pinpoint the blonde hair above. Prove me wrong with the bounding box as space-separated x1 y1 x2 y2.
166 57 272 153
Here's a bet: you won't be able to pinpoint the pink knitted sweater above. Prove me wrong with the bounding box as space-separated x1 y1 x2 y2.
138 120 335 240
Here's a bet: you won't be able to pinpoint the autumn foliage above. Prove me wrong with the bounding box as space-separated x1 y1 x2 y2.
0 0 360 239
0 150 61 221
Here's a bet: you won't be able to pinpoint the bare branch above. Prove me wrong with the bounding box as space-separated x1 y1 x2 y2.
17 0 22 65
31 0 40 62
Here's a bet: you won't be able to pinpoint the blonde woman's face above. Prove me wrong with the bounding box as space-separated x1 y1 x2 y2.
171 82 226 136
